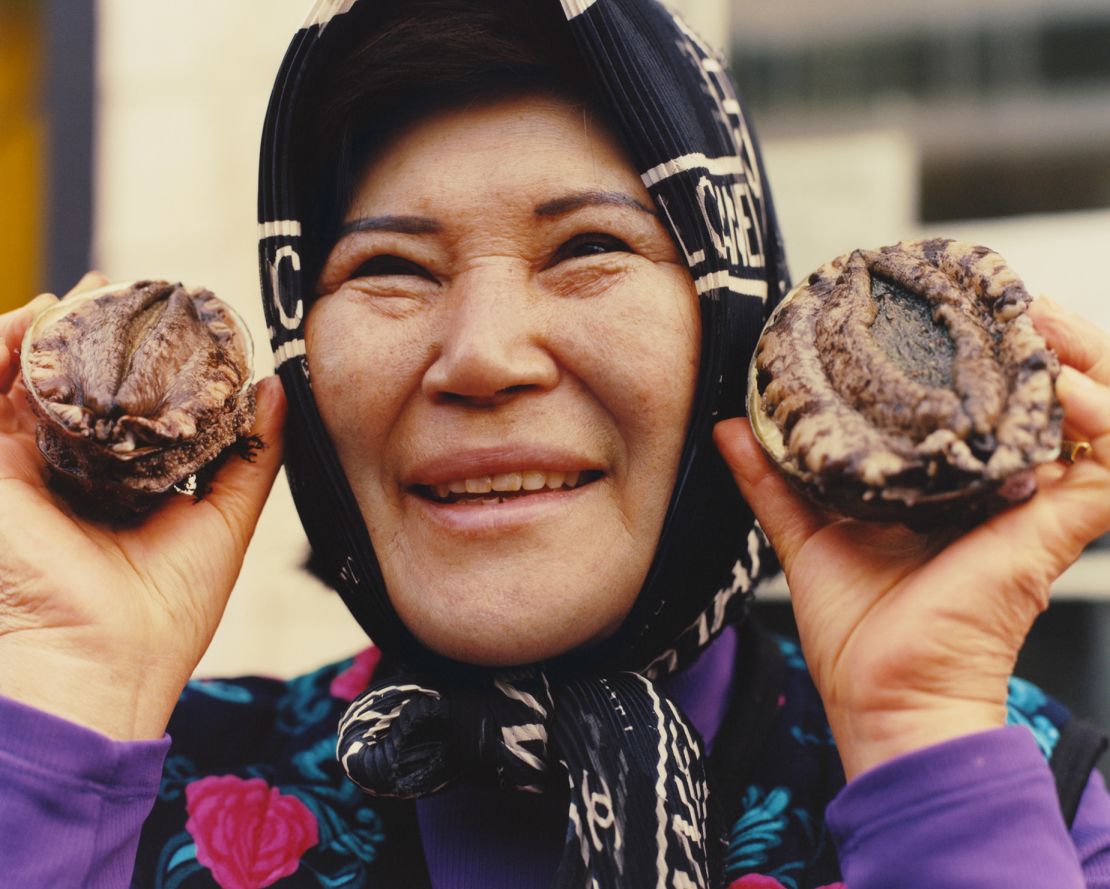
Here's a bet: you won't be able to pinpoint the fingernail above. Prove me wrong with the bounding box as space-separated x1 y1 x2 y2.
26 292 58 313
78 270 108 288
255 376 274 408
257 375 285 410
1059 365 1096 393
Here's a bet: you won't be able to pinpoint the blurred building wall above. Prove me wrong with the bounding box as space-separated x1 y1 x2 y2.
732 0 1108 42
667 0 728 53
732 0 1110 223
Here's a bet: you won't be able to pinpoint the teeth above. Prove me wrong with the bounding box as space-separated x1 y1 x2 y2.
492 471 523 492
521 471 546 491
429 470 591 500
465 476 492 494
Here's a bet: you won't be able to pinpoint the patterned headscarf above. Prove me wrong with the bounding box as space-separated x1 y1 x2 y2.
258 0 789 884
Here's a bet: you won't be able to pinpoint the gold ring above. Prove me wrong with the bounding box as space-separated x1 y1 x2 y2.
1059 440 1093 464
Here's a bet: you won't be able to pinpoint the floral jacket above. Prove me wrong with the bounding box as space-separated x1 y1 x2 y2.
130 624 1083 889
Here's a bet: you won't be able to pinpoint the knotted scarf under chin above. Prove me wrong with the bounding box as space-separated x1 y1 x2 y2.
337 668 714 887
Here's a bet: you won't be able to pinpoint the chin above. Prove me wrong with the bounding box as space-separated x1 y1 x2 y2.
392 585 628 667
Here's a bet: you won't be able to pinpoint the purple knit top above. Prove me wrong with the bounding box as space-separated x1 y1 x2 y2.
3 625 1110 888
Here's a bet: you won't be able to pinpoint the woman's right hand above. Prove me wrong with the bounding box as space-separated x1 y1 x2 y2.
0 273 286 740
717 297 1110 780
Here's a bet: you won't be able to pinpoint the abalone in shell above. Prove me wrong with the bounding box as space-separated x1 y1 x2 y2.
20 280 256 516
748 239 1062 524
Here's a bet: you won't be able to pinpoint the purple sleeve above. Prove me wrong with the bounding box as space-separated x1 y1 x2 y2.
0 693 169 889
826 725 1110 888
1073 768 1110 885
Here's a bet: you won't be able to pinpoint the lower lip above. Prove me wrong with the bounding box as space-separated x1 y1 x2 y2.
408 482 599 534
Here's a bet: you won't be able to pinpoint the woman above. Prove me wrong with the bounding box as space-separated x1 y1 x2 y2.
2 0 1110 886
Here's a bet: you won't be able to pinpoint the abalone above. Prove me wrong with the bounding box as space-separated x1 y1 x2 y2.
748 239 1062 524
21 280 256 516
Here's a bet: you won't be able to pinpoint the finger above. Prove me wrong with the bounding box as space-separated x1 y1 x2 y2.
65 270 110 298
1 293 60 392
1056 366 1110 465
2 272 109 396
154 376 287 554
3 292 58 351
714 417 830 573
1033 459 1066 489
0 342 10 394
1029 298 1110 383
4 273 108 359
975 366 1110 587
0 369 41 437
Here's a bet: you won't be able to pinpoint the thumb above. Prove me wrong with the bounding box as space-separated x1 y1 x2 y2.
156 375 287 552
713 417 828 573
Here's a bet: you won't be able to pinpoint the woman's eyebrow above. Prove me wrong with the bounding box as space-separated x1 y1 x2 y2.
534 190 656 218
337 214 442 237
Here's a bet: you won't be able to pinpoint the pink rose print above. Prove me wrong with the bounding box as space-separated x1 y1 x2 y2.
729 876 788 889
185 775 318 889
816 884 847 889
330 645 382 701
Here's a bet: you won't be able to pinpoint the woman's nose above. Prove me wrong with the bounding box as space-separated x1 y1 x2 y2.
421 268 559 406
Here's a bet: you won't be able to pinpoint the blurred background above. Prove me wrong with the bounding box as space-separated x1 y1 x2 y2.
2 0 1108 738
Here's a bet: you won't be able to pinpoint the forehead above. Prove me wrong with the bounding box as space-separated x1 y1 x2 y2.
345 93 649 219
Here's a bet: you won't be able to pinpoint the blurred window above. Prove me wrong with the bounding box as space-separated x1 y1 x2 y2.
733 13 1110 112
733 9 1110 220
1041 19 1110 87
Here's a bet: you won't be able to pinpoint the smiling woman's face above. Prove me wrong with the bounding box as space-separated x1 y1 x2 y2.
307 93 699 666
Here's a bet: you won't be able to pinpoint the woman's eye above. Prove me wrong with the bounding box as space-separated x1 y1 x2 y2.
350 255 437 282
555 233 632 262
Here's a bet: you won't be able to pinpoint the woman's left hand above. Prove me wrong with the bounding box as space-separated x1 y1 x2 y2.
714 298 1110 780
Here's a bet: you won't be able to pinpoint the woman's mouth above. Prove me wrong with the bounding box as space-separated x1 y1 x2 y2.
413 469 602 504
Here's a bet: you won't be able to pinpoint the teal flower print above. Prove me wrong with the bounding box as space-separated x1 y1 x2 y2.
1006 677 1060 759
728 786 791 871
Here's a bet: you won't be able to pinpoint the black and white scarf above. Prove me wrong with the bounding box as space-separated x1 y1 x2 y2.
258 0 789 884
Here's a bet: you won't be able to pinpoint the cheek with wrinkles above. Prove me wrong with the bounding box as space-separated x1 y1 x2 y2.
309 307 427 416
543 259 633 300
562 318 696 423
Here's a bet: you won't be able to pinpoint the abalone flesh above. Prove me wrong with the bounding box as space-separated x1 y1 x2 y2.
748 239 1062 523
21 280 256 515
